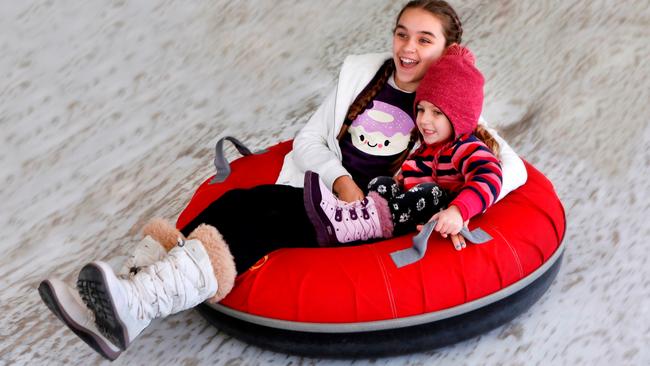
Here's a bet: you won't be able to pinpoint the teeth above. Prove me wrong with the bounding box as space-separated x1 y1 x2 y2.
400 57 417 65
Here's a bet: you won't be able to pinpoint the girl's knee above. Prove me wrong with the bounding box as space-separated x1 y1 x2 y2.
368 176 400 200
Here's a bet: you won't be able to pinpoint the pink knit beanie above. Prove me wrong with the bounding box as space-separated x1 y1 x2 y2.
414 45 484 138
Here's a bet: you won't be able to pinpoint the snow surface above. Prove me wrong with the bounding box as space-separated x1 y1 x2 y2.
1 0 648 365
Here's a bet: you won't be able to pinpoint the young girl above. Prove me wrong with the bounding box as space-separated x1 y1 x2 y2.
39 1 526 361
303 45 502 251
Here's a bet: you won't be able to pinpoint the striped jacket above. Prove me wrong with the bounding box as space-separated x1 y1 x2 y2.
401 134 503 221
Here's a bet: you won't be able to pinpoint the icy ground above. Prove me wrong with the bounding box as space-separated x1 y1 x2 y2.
1 0 648 365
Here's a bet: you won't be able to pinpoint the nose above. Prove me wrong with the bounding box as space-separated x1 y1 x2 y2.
402 38 417 53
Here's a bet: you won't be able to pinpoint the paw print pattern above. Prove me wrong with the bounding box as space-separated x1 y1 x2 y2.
416 197 426 211
431 186 443 205
391 184 400 196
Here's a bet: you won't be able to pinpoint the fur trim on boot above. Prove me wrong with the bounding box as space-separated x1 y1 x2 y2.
142 218 184 251
367 192 394 238
187 224 237 302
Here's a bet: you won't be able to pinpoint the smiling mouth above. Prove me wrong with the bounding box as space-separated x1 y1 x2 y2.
399 57 418 69
367 142 378 147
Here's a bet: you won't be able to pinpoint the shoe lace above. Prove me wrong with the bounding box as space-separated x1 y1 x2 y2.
125 243 209 320
121 239 165 278
333 198 377 241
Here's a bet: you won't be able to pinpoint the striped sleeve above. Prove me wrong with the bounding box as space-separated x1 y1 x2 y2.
401 147 438 190
449 136 503 221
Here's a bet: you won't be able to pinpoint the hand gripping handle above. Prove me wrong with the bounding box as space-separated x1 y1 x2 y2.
390 220 493 268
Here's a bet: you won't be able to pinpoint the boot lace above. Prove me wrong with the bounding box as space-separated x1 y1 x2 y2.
124 244 210 320
333 198 379 241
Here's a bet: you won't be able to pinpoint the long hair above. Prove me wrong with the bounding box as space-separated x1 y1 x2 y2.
336 59 395 140
474 124 500 157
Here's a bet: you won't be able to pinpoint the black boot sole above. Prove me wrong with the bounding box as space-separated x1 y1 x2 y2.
38 280 121 361
77 262 129 350
303 171 338 246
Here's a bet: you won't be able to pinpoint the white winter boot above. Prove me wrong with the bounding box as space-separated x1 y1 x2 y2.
38 231 172 361
118 217 186 275
77 238 220 350
117 235 169 276
38 278 122 361
39 218 183 360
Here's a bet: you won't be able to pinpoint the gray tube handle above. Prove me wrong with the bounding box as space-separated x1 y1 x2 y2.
210 136 266 184
390 220 493 268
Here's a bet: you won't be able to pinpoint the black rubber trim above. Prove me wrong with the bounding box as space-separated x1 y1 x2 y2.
38 280 121 361
77 263 129 350
196 252 563 358
303 171 337 246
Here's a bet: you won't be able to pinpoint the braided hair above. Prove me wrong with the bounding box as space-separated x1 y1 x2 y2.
336 59 395 140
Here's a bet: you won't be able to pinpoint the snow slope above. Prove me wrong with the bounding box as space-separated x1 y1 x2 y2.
1 1 648 365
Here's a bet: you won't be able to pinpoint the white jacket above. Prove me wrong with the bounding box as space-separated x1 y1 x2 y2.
276 53 527 201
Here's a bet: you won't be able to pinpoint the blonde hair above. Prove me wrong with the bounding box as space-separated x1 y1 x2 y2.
474 124 500 156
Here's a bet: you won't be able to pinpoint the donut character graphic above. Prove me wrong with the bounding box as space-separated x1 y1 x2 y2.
349 100 415 156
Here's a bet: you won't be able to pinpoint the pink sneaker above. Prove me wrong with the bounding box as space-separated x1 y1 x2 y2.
303 171 393 246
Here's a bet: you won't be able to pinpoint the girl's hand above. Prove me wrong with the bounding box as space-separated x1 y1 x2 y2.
430 206 464 238
333 175 365 202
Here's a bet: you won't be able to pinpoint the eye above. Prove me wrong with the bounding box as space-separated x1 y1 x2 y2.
359 135 365 142
395 31 408 39
419 38 432 45
384 140 391 146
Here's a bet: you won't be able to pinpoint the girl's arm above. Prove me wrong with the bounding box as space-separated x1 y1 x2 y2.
291 87 364 201
450 139 503 222
292 87 352 190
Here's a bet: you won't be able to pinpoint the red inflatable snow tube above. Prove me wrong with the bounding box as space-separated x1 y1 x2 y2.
177 140 566 358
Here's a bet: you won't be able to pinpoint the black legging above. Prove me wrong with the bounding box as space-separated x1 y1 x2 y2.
180 184 318 274
368 176 449 235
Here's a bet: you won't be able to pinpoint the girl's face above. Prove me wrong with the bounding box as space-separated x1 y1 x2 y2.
416 101 453 145
392 8 448 92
